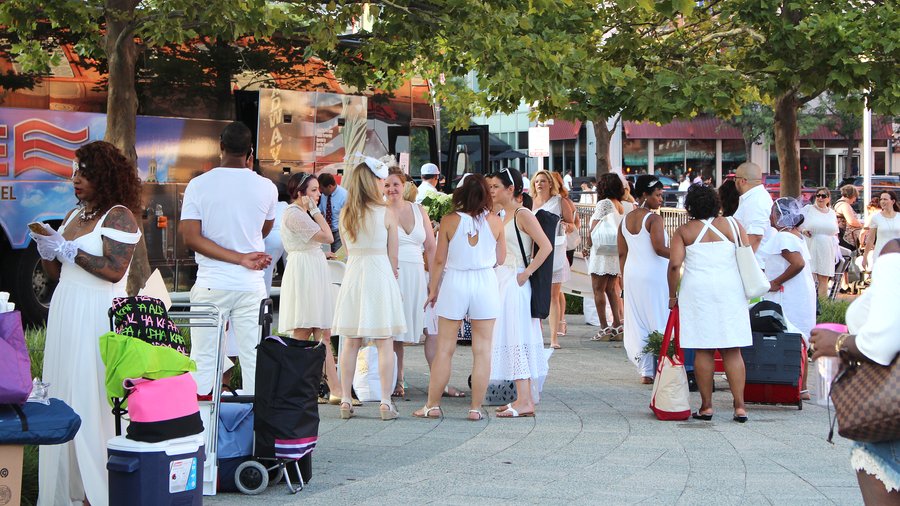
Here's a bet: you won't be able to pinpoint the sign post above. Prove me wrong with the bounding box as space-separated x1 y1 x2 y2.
528 125 550 173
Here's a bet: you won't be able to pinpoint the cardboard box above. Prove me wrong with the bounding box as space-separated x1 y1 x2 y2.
0 445 23 506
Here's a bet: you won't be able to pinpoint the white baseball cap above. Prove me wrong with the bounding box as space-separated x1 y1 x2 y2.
421 163 440 176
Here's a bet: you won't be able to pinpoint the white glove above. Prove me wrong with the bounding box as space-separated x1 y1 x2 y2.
29 224 78 263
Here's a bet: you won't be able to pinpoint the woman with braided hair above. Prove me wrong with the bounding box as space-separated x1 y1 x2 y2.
31 141 142 506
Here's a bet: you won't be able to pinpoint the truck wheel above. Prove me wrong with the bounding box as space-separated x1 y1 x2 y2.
235 460 268 495
2 245 53 327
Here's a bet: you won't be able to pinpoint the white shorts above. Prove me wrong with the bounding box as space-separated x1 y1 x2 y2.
434 268 500 321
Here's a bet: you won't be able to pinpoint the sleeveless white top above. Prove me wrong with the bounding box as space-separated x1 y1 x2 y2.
504 208 532 270
397 202 427 264
446 211 496 271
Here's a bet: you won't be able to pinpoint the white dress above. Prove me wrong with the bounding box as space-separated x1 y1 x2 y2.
395 202 427 343
588 199 624 276
801 204 839 277
278 203 332 330
622 212 669 378
870 212 900 261
332 205 407 338
39 206 141 506
490 208 551 401
761 230 816 342
535 195 570 284
679 219 752 349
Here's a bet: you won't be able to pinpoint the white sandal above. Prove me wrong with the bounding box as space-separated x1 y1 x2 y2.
413 405 442 419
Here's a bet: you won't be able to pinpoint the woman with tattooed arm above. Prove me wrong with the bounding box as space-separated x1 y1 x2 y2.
30 141 142 506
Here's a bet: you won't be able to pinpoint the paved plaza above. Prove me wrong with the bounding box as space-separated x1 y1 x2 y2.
208 316 862 505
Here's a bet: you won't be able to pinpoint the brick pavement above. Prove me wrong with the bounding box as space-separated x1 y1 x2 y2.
207 317 862 505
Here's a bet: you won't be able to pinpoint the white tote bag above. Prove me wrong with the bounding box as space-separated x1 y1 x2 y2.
650 308 690 421
727 217 769 299
590 212 618 256
351 344 398 402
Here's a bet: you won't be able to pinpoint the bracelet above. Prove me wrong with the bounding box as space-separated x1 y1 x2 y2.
835 333 850 355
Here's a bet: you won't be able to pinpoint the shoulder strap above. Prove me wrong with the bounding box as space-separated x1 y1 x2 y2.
640 212 652 232
725 217 743 247
513 208 530 268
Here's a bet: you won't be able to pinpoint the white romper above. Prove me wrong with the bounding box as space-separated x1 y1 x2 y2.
434 211 501 321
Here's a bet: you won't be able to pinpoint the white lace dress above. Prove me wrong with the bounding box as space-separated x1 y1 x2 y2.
588 198 624 276
332 205 407 338
278 203 332 330
38 206 141 506
490 208 551 401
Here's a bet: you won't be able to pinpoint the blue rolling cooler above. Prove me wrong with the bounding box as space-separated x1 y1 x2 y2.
107 434 205 505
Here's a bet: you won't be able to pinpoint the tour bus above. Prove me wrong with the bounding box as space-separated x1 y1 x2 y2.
0 47 484 326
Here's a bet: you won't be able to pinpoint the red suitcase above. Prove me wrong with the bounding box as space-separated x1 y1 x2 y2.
742 335 807 410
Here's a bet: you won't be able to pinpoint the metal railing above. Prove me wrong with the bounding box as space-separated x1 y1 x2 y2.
574 203 688 248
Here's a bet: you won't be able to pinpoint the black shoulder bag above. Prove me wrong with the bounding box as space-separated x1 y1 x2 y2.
514 208 556 319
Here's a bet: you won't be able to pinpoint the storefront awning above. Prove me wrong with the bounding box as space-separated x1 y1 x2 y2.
549 120 582 141
624 118 743 140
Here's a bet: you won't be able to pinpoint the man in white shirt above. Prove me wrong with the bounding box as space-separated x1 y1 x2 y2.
563 169 573 191
181 122 277 395
522 170 531 193
733 162 774 255
415 162 444 204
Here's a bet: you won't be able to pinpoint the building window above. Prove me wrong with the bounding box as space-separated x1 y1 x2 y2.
622 139 648 174
721 139 747 175
654 139 687 176
686 139 716 180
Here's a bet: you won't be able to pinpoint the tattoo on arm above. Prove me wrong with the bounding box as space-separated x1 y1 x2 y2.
74 207 138 283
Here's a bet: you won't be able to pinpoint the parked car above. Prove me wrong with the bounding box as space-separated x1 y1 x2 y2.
852 175 900 189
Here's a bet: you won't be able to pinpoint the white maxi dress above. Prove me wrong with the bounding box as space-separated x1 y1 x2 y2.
679 219 752 349
490 208 552 401
38 206 141 506
395 202 427 343
622 212 669 378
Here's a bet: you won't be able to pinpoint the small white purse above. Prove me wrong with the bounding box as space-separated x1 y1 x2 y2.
727 217 769 299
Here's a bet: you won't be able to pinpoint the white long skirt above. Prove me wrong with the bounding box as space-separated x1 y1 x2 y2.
395 260 426 343
490 265 552 402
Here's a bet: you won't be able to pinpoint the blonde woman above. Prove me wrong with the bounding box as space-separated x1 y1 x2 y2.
332 158 407 420
384 168 436 397
531 170 575 349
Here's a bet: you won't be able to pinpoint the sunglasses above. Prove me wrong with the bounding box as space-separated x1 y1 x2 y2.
815 194 829 199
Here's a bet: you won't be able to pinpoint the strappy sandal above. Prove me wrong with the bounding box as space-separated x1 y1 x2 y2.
391 384 405 398
590 327 613 341
556 321 568 336
339 402 354 420
380 403 399 421
467 409 485 421
413 405 442 419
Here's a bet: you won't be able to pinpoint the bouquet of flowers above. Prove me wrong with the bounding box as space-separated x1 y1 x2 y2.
421 193 453 223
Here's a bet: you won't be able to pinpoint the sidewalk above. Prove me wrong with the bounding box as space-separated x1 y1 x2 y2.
208 317 862 505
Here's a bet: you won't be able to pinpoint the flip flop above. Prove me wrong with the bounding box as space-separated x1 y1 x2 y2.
413 405 442 419
495 403 512 413
467 409 486 421
496 406 535 418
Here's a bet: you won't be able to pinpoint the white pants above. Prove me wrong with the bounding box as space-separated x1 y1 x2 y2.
189 286 265 395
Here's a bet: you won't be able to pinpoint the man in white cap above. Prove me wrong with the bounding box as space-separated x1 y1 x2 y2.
416 162 445 204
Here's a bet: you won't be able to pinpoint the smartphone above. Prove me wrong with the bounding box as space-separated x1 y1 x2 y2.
28 222 51 236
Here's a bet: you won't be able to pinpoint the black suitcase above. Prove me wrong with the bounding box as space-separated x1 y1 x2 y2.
742 331 805 409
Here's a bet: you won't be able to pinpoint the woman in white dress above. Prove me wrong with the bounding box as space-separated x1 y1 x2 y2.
531 170 575 349
383 169 436 397
487 168 552 417
585 173 627 341
332 158 407 421
414 174 505 421
618 175 669 383
278 171 342 401
31 142 142 506
863 190 900 271
762 197 816 400
801 187 839 298
668 185 752 423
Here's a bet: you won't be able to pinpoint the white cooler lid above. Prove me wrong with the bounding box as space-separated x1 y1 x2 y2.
107 434 204 456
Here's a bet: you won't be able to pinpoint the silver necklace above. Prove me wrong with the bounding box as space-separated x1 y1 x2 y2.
78 206 101 223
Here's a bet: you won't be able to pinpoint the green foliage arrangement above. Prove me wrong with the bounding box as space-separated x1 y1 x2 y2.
421 194 454 223
817 298 851 325
639 330 674 361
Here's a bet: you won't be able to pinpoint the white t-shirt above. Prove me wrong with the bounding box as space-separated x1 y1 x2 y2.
734 184 774 263
522 175 530 193
563 173 573 191
181 167 278 291
847 253 900 366
415 180 444 204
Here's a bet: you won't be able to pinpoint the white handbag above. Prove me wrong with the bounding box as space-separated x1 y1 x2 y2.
726 217 770 299
650 308 690 421
590 212 618 256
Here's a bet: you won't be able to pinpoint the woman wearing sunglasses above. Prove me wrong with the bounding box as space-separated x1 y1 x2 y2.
801 187 839 298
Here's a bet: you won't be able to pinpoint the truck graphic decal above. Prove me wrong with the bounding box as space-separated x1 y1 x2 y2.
12 119 89 178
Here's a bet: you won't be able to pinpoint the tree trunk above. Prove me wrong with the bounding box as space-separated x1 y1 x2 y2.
105 0 149 295
774 92 801 197
593 119 612 175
